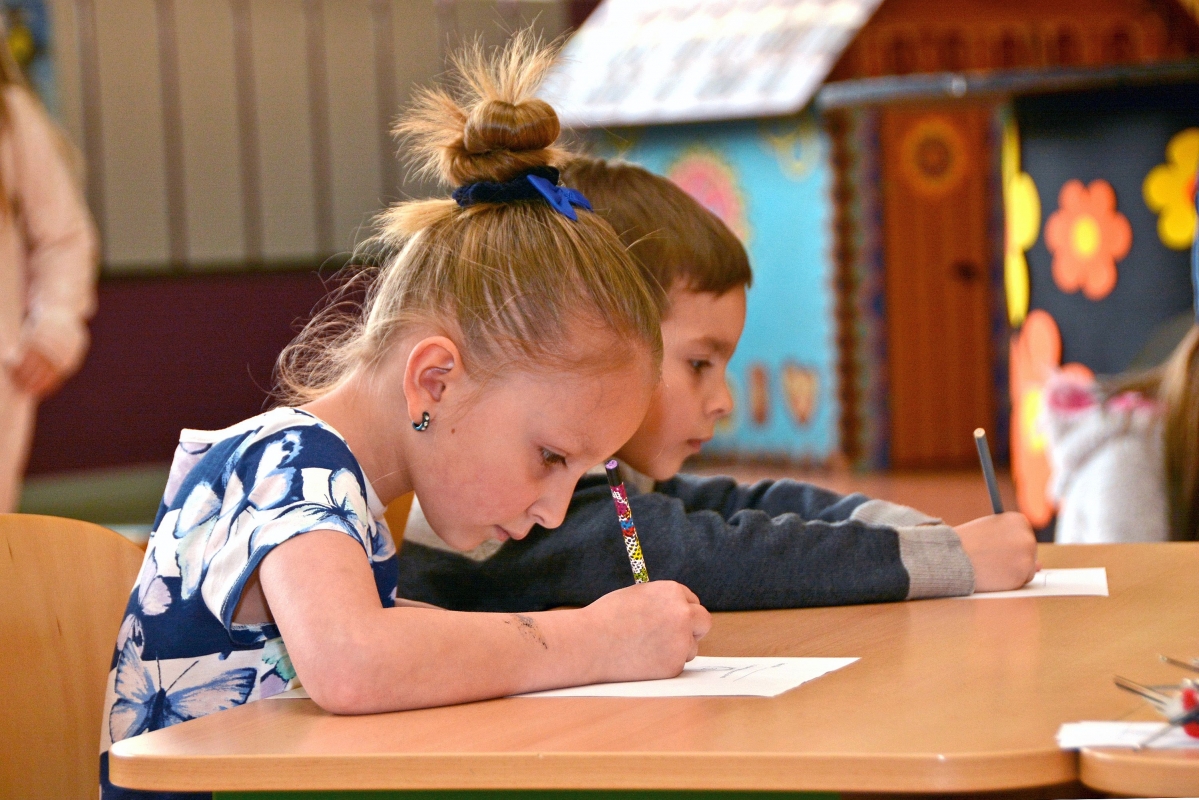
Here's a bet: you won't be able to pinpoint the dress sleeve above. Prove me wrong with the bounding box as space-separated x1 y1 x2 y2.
396 476 973 612
171 425 379 631
8 87 98 374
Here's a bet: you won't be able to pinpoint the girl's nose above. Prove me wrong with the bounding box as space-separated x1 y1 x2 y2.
529 485 571 531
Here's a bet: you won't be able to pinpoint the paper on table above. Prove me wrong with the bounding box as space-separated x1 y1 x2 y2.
517 656 858 698
958 567 1108 599
1058 721 1199 749
264 657 858 702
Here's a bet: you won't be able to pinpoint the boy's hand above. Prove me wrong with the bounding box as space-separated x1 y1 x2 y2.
583 581 711 682
955 513 1039 592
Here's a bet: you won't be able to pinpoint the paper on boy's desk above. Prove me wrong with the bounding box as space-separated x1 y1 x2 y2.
958 567 1107 599
1058 721 1199 749
516 656 858 698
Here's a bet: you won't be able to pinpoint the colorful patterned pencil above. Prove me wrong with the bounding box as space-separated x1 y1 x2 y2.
604 459 650 583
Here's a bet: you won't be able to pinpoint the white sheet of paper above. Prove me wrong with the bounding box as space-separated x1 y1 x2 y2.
1058 721 1199 749
958 567 1108 599
516 656 858 698
264 657 857 702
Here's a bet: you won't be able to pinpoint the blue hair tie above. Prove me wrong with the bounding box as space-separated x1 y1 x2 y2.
452 166 593 221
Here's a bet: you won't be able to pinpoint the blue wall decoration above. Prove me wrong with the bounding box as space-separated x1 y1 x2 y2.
592 112 839 462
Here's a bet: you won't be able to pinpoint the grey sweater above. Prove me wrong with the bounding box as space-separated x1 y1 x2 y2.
395 471 974 612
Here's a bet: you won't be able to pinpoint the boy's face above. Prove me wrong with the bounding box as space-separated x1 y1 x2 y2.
616 284 747 481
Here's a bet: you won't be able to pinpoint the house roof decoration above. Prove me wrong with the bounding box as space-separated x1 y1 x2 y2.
540 0 883 129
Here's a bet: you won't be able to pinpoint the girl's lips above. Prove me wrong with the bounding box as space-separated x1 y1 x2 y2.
687 438 710 452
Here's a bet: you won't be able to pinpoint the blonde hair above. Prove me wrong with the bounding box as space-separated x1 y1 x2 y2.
1108 324 1199 540
276 32 662 404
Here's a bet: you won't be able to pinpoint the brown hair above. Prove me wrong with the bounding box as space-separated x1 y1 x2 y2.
560 156 752 296
1107 324 1199 540
276 32 662 404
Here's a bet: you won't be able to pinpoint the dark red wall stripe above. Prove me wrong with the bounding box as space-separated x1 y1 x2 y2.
27 270 332 474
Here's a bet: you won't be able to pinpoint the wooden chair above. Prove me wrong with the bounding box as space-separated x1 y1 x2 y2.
0 514 144 799
384 490 414 542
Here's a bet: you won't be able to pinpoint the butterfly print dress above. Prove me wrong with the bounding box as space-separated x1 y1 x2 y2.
99 408 399 799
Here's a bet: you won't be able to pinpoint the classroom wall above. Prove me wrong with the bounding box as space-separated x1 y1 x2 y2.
1016 83 1198 373
27 271 331 474
592 115 840 463
26 0 574 477
44 0 572 272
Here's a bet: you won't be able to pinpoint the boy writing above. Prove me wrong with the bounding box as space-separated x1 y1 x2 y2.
394 157 1038 611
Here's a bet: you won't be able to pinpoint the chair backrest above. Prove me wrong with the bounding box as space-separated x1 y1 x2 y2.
0 514 144 799
384 490 414 542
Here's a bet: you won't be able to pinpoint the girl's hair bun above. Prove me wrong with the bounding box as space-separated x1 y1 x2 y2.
397 31 568 187
463 98 560 155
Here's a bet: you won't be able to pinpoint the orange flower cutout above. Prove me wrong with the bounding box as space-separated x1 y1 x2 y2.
1044 179 1132 301
1010 310 1093 528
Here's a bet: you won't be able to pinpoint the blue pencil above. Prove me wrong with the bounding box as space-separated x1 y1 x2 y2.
973 428 1004 514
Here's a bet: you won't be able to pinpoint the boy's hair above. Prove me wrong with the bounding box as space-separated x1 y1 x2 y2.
561 157 752 296
276 33 663 403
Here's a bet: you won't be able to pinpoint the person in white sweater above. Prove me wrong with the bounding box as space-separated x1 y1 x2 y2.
1046 205 1198 543
0 43 98 512
1045 371 1172 543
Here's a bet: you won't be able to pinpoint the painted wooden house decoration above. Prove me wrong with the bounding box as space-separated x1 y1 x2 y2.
543 0 883 465
547 0 1199 531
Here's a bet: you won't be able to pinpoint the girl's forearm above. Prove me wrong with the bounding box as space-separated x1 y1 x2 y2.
302 606 603 714
260 529 608 714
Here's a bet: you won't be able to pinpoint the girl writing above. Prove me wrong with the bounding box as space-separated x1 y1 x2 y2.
100 34 710 800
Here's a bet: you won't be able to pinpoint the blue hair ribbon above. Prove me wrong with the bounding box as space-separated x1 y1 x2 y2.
452 166 593 221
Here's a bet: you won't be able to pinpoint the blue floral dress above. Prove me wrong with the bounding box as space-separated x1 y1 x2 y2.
99 408 398 800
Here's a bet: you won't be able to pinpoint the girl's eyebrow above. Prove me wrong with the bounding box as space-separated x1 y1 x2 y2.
550 431 591 458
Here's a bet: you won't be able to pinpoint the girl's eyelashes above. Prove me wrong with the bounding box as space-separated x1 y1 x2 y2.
689 359 713 373
540 448 567 468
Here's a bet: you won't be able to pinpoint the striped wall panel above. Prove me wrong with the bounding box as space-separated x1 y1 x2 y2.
51 0 572 273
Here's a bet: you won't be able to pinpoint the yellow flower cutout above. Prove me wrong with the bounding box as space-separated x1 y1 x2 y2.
1143 128 1199 250
1002 119 1039 327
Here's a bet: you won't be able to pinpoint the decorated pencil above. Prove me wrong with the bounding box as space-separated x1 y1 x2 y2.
604 459 650 583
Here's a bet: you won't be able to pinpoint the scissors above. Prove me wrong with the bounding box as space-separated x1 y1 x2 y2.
1114 656 1199 748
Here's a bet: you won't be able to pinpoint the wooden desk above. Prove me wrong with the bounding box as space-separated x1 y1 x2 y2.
109 543 1199 796
1078 662 1199 798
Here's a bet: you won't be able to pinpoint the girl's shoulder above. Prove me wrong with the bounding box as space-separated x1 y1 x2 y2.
162 407 380 519
176 406 335 446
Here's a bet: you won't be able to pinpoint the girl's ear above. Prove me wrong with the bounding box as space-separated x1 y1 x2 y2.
403 336 462 425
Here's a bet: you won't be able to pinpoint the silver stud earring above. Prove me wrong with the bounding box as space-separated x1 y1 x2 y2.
412 412 430 432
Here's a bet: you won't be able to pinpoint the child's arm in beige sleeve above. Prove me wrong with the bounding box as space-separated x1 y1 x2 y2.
10 87 98 376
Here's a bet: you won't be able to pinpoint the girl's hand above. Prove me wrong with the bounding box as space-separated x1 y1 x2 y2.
7 347 64 399
581 581 712 683
955 512 1039 592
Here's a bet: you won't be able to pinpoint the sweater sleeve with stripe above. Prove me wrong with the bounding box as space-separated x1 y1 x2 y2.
394 471 974 612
